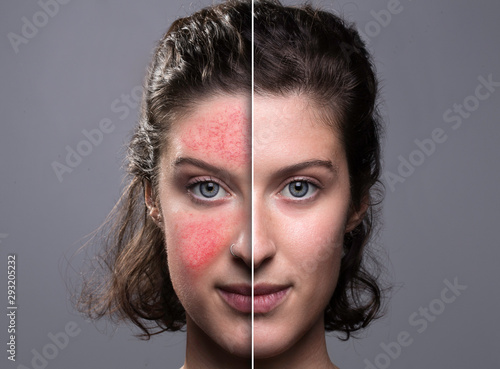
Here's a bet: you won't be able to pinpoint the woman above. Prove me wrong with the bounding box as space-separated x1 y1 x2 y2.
77 1 385 368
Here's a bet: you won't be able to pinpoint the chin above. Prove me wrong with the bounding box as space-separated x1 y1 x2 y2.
253 324 295 359
213 320 252 358
219 337 252 358
254 339 293 360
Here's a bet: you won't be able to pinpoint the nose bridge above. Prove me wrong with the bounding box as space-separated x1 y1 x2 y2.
253 196 276 268
233 201 252 267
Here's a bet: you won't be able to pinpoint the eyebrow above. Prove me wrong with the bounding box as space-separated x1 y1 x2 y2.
273 160 338 178
174 157 337 179
173 157 233 179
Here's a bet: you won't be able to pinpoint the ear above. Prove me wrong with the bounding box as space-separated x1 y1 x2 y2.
144 180 162 226
345 197 369 233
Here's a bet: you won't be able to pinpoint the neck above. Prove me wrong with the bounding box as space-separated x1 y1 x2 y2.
255 316 338 369
182 316 251 369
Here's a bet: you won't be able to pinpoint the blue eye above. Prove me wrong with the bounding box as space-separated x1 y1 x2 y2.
281 180 317 199
200 182 219 198
190 181 228 200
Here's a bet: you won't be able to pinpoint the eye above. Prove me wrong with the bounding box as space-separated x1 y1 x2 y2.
281 180 318 199
190 181 228 200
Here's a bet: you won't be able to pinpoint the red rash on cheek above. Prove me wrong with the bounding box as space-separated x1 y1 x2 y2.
176 217 229 271
181 106 250 166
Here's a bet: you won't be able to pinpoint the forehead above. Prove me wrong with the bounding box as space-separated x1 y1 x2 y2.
166 95 251 167
162 94 344 169
253 95 344 160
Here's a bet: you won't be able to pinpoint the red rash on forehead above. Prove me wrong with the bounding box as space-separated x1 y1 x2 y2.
181 105 250 166
176 217 228 271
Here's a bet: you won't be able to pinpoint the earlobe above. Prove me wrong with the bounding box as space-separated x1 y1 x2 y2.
144 180 163 227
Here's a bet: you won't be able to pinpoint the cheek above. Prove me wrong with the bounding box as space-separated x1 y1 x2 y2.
172 216 230 272
281 213 345 273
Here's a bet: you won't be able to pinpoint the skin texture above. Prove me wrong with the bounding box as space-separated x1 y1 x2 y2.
253 95 363 369
175 216 227 271
181 105 250 168
148 95 252 368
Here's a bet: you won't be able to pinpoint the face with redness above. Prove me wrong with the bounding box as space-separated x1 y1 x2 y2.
153 95 251 357
253 95 365 361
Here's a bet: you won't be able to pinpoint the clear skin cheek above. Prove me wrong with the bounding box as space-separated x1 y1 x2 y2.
273 197 349 273
181 106 250 167
171 215 230 272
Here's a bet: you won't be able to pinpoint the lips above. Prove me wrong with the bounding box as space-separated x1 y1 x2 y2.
218 283 291 314
254 284 291 314
218 284 252 313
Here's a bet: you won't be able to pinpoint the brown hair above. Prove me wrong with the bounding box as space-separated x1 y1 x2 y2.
77 0 386 340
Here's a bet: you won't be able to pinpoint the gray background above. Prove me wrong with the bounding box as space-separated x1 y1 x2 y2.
1 0 499 368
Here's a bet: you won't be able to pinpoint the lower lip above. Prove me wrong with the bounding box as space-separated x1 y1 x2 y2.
254 288 290 314
218 289 252 314
218 288 291 314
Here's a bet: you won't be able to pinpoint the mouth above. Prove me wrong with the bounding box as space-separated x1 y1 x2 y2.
217 284 291 314
218 284 252 314
253 284 291 314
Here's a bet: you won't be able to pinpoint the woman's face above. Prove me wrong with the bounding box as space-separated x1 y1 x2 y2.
155 95 252 357
153 94 360 359
253 95 359 359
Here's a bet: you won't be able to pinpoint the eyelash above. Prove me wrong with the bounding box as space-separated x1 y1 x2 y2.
279 177 322 202
185 177 230 204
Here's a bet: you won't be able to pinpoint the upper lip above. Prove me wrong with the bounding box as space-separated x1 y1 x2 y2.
218 284 251 296
218 283 291 296
254 283 291 295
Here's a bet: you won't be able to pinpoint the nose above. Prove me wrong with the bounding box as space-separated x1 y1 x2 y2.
253 201 277 269
230 210 252 268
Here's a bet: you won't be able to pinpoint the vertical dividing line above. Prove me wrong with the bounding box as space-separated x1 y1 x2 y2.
251 1 255 368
